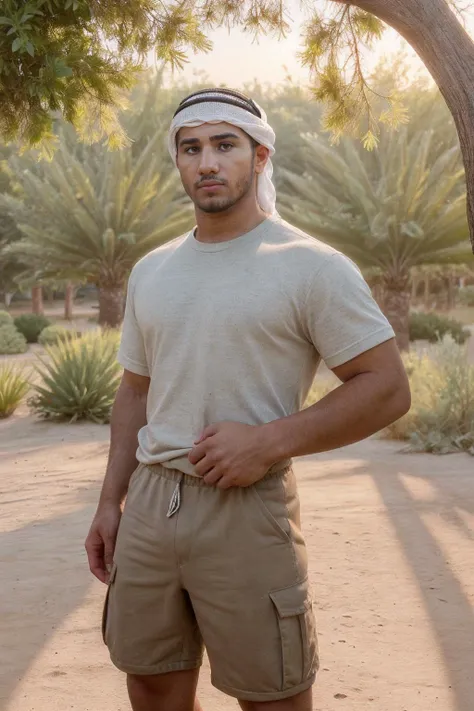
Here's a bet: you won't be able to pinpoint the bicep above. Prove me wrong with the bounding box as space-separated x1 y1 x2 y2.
332 338 405 385
121 368 150 396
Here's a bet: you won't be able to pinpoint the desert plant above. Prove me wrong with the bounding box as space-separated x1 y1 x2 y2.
38 324 76 347
1 78 194 328
28 329 122 423
0 310 13 327
0 324 28 355
0 363 29 418
459 286 474 307
13 314 51 343
409 312 470 345
279 129 470 350
386 337 474 455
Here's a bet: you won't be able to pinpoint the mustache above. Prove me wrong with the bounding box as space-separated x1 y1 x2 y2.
195 177 227 187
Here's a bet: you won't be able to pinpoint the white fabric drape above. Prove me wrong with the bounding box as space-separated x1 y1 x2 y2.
168 100 277 214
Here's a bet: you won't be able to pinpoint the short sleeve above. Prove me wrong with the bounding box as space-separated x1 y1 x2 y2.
304 252 395 369
117 273 150 377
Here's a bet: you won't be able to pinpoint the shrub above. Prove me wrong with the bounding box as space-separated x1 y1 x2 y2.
0 364 29 418
409 311 470 345
459 286 474 307
14 314 51 343
0 310 13 327
386 336 474 455
28 329 122 423
0 324 28 355
38 324 76 346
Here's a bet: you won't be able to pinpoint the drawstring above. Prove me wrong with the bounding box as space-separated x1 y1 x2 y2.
167 476 182 518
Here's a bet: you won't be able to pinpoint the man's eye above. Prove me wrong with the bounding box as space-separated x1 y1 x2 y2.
185 146 199 155
219 143 233 151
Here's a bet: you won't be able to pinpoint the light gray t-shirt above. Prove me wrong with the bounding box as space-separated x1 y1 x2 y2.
117 215 394 475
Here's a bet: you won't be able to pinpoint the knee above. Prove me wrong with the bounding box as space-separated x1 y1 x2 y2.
128 673 162 699
127 670 199 711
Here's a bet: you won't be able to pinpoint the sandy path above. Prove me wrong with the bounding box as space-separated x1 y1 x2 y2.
1 411 474 711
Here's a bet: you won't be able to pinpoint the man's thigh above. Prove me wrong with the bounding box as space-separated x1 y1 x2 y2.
185 467 319 703
103 465 204 675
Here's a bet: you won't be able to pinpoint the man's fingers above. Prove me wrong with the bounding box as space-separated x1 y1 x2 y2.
203 467 223 486
91 564 108 585
104 546 115 572
188 441 207 465
194 455 216 477
216 475 234 490
194 424 219 444
86 540 107 584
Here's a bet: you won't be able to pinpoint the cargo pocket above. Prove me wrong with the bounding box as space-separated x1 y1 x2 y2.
101 562 117 645
269 578 319 690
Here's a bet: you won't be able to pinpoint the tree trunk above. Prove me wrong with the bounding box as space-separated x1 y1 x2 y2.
382 274 411 351
446 274 455 311
31 285 44 315
423 275 431 310
346 0 474 253
64 282 74 321
98 285 124 328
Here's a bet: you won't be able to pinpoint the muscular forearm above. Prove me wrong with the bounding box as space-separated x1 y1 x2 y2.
262 371 410 462
98 381 148 508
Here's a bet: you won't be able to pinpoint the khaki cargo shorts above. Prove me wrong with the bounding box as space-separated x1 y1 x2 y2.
102 463 319 703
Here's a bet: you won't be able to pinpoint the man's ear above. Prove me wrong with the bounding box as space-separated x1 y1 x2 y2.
255 145 270 174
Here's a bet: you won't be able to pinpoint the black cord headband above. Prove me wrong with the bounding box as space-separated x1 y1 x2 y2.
173 88 262 119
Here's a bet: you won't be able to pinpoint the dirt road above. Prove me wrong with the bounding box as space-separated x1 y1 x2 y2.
1 410 473 711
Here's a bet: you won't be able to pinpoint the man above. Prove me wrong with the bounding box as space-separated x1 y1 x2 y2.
85 88 411 711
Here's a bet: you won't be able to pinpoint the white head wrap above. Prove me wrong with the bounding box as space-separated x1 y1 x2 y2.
168 91 276 214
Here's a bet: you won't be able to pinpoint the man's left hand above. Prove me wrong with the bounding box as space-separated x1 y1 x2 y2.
187 421 276 489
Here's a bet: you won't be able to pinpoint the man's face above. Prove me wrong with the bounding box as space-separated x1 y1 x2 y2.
176 122 267 214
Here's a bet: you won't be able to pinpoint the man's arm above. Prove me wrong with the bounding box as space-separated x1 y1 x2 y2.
262 338 410 460
188 339 410 487
85 369 149 583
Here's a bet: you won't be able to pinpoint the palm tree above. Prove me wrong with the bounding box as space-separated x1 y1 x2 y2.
278 128 470 350
0 123 193 327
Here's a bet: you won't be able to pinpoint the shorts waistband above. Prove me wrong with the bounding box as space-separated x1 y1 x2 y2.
143 461 292 487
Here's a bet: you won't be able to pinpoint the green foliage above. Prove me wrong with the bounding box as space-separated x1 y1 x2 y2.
386 338 474 455
38 324 76 346
13 313 51 343
459 286 474 307
1 76 193 328
0 1 471 151
409 312 470 345
0 363 29 418
0 323 28 354
0 310 13 327
279 128 469 277
28 329 122 423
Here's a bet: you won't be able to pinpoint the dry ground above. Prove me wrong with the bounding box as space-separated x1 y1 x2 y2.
1 407 473 711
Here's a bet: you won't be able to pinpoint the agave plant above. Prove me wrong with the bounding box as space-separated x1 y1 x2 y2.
28 330 122 423
0 363 29 418
279 128 471 350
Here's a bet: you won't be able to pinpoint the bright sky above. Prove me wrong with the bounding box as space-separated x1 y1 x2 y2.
150 3 474 90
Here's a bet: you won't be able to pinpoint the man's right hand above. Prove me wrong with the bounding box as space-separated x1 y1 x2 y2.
85 504 122 584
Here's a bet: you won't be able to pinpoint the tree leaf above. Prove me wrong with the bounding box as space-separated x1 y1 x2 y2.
12 37 22 52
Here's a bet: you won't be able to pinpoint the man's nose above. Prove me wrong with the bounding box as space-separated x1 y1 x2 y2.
198 146 219 175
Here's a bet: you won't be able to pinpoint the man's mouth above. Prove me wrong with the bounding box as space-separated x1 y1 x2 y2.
197 181 225 190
